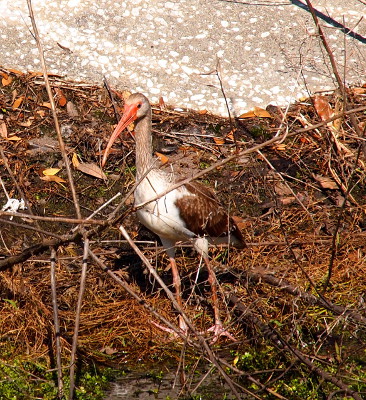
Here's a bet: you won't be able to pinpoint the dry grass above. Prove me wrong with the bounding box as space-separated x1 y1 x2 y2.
1 67 366 398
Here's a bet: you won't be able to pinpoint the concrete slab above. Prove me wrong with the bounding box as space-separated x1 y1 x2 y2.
0 0 365 116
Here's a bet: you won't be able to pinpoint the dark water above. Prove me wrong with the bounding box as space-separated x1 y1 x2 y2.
104 371 181 399
104 368 236 400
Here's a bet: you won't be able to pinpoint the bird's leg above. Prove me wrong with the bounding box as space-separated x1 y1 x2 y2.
170 257 188 333
151 257 188 336
204 257 236 343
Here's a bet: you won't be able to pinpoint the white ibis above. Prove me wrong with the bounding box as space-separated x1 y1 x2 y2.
102 93 245 340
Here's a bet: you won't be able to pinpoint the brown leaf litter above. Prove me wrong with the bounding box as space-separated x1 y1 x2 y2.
1 67 366 394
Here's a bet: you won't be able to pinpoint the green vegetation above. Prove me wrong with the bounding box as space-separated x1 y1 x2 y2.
0 355 117 400
229 345 366 399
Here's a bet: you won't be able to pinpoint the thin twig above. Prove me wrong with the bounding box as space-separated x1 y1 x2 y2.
26 0 81 220
0 147 43 234
324 126 366 291
50 247 64 399
0 212 104 225
69 238 89 400
215 59 234 129
118 224 242 400
305 0 366 289
238 268 366 325
118 225 198 336
257 149 314 222
1 104 365 272
230 295 363 400
0 219 65 239
103 76 121 123
305 0 345 93
131 106 366 212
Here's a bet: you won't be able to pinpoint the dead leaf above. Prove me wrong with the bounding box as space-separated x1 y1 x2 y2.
6 135 22 141
314 95 334 121
1 72 12 86
36 109 46 117
0 121 8 138
159 96 166 110
352 87 366 95
28 71 44 77
11 89 17 104
198 109 208 115
238 110 256 119
12 96 24 110
43 168 61 176
57 42 72 52
226 130 235 141
27 136 59 156
18 118 34 127
231 215 246 230
66 101 79 118
253 107 272 118
299 136 310 144
40 175 66 183
122 90 132 101
213 136 225 145
281 196 297 205
72 153 80 168
230 171 241 178
155 152 169 165
7 68 24 75
27 71 60 79
314 175 338 190
100 346 118 355
238 107 272 119
76 162 107 180
274 182 293 196
335 194 346 207
55 87 67 107
273 143 287 151
41 102 52 109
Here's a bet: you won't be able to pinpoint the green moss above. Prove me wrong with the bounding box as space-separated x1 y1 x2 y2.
248 124 269 138
199 161 211 169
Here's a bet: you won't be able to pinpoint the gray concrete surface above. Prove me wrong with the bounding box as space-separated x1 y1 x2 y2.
0 0 365 116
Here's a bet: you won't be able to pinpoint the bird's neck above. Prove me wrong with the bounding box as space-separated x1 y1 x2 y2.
135 111 154 180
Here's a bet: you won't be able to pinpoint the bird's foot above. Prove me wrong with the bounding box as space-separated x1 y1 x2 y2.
150 316 189 340
207 323 237 344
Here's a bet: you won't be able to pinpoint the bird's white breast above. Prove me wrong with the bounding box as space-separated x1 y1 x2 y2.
134 170 195 241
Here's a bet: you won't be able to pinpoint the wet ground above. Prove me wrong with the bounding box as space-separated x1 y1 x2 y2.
104 367 236 400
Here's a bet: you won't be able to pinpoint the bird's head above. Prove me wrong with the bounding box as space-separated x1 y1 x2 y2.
102 93 150 167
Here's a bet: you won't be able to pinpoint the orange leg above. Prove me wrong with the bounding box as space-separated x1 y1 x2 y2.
204 257 236 343
151 257 188 336
170 257 188 333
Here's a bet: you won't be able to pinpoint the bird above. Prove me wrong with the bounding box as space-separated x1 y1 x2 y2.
102 93 245 341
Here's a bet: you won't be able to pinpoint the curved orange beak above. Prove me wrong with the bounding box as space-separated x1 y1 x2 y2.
102 103 139 167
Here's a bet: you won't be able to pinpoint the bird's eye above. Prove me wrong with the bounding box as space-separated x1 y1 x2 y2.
137 103 142 109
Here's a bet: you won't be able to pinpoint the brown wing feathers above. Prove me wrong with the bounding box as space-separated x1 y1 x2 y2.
175 182 245 245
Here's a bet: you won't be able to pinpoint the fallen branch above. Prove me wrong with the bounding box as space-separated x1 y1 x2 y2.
229 294 363 400
89 244 243 400
240 268 366 325
0 234 80 271
117 224 242 400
